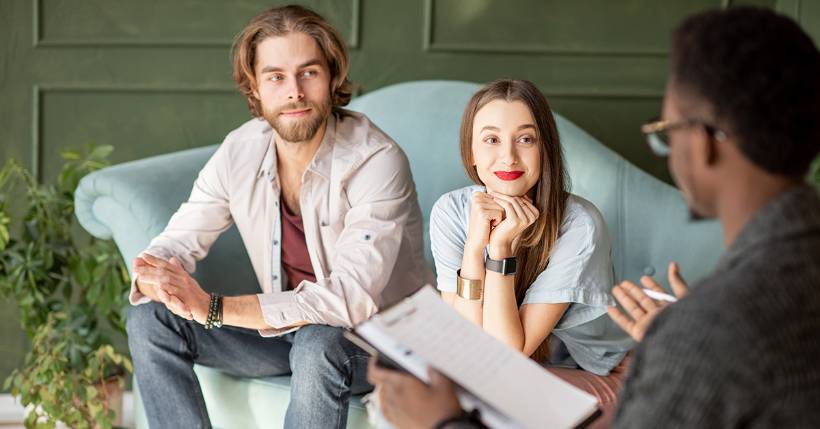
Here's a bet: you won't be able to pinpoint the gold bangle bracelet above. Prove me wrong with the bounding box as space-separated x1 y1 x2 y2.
456 269 483 300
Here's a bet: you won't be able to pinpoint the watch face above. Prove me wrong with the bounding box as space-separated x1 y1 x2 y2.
486 257 516 275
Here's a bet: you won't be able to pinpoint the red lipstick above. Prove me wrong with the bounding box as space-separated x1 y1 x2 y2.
494 171 524 181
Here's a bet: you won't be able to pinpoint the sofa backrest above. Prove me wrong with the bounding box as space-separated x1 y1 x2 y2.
348 80 724 288
76 80 724 295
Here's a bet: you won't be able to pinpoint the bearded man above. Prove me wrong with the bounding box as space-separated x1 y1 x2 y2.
125 5 432 429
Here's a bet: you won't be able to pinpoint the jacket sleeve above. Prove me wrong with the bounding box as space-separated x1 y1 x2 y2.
129 142 234 305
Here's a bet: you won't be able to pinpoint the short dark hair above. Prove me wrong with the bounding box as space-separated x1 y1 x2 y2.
670 7 820 178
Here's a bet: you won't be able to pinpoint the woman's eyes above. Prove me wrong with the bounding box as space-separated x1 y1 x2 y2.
483 136 500 145
482 135 536 145
517 135 535 144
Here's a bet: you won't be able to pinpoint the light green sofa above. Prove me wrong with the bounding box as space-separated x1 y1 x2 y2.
74 80 724 429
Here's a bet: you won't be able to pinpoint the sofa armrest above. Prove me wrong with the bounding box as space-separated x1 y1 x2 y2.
75 146 217 261
75 145 260 295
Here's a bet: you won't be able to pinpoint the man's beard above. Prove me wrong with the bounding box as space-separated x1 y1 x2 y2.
263 99 330 143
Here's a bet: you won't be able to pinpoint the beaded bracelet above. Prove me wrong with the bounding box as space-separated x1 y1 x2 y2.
205 293 223 329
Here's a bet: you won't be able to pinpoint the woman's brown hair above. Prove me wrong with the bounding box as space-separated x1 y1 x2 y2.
231 5 353 117
459 79 569 306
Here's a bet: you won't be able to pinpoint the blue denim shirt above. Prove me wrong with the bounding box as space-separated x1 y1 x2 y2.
430 185 633 375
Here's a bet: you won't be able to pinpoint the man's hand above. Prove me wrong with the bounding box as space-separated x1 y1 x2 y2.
367 358 463 429
608 262 689 342
132 256 165 302
134 254 210 323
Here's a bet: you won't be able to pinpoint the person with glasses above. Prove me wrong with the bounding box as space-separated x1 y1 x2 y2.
605 6 820 428
368 6 820 429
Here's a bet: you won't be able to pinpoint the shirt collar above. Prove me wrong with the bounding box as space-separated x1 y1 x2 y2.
255 113 338 181
717 184 820 269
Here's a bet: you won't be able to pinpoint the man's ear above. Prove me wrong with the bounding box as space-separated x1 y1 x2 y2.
692 127 718 168
705 133 718 166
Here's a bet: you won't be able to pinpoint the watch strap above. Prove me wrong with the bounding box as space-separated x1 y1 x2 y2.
485 256 517 275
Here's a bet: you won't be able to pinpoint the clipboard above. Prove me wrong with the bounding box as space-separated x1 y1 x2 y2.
348 285 602 429
343 329 409 374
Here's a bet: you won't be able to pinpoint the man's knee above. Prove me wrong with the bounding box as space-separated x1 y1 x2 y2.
289 325 352 372
126 301 175 353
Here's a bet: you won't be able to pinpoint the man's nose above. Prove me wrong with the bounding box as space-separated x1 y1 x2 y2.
286 78 304 101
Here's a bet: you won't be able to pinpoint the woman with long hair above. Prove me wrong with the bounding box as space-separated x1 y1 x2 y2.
428 79 632 423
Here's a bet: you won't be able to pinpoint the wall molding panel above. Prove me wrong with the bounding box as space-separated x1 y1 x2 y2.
422 0 726 56
31 84 239 180
33 0 361 49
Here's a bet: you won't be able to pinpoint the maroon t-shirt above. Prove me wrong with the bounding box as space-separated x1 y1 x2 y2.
280 197 316 290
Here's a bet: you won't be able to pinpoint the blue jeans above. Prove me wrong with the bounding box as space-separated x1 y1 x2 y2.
127 301 372 429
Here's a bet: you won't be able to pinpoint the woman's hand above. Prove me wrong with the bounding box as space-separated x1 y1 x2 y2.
465 192 505 254
486 192 539 259
607 262 690 342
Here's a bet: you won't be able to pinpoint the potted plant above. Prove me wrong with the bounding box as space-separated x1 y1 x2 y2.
0 145 132 429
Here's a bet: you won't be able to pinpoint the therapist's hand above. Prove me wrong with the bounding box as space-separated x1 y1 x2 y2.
367 358 462 429
608 262 689 342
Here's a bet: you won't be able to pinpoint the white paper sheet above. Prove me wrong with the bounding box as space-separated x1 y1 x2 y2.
356 286 599 429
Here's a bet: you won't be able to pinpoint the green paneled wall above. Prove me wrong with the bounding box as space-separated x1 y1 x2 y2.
1 0 817 390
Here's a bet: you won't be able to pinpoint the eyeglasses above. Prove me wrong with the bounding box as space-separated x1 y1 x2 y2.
641 117 728 157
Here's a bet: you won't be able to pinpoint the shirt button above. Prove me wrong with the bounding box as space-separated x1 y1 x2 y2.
273 240 279 246
272 275 279 281
643 266 656 276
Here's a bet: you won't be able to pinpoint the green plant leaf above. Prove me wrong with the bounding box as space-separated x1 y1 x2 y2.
1 145 131 428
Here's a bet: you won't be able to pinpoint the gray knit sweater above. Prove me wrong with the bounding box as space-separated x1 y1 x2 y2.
611 185 820 428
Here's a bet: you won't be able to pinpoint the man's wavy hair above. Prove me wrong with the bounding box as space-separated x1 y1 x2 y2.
232 5 353 117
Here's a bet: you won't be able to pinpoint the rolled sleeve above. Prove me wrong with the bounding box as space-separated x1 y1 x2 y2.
522 198 615 329
430 191 472 293
131 141 235 306
256 292 305 336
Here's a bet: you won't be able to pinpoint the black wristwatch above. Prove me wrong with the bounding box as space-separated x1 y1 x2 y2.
485 255 517 275
433 410 487 429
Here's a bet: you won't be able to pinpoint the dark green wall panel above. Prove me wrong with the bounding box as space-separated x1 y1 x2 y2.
428 0 719 54
549 96 667 180
37 88 248 181
36 0 359 46
1 0 818 390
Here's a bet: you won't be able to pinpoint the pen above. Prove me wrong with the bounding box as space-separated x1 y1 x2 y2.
642 288 678 303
